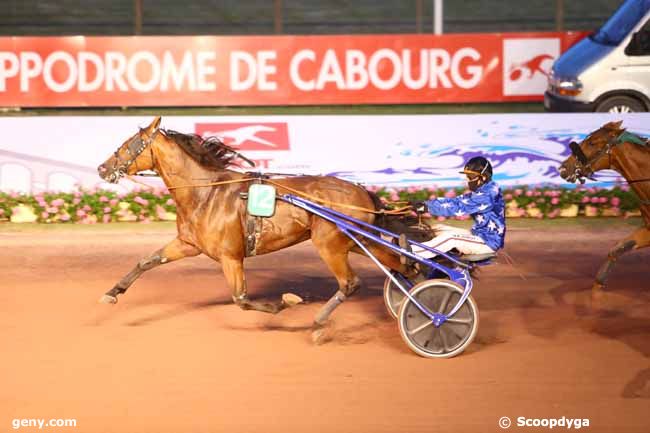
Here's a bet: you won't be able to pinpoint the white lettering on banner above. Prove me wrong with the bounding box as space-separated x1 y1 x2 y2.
196 51 217 91
79 51 104 91
105 51 128 91
128 51 161 92
43 51 77 92
231 51 277 91
452 47 482 89
161 51 196 91
368 49 402 90
0 50 219 93
289 48 483 91
0 52 19 91
345 49 368 90
20 52 42 92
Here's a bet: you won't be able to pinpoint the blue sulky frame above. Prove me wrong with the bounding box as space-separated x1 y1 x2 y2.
279 194 474 328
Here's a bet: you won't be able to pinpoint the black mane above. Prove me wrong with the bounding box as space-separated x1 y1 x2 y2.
161 129 254 169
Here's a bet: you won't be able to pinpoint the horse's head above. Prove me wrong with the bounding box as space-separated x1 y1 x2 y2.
98 116 161 183
559 120 624 184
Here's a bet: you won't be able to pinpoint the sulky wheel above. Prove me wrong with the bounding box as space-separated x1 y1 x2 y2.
397 279 478 359
383 271 424 319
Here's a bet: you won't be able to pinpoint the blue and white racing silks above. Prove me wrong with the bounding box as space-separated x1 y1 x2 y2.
424 181 506 251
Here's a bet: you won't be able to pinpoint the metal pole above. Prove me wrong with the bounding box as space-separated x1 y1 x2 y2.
433 0 443 35
134 0 143 35
274 0 283 34
416 0 423 33
555 0 564 31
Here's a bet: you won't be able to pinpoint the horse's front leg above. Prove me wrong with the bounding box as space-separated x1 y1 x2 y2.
592 226 650 305
222 256 301 314
100 238 200 304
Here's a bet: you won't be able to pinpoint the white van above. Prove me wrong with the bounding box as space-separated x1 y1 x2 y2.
545 0 650 113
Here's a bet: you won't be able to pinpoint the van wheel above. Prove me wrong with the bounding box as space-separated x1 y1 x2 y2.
595 95 646 113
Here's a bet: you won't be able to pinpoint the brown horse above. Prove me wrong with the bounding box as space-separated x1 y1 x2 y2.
97 116 413 330
559 120 650 302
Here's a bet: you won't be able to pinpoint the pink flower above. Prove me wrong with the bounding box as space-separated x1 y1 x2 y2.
102 214 111 223
99 196 109 202
0 209 4 215
76 209 86 217
389 193 399 202
444 190 457 198
51 198 65 207
610 197 621 206
37 199 47 207
599 197 608 204
72 198 81 205
41 211 49 219
437 216 446 221
60 214 70 222
551 198 560 205
590 197 600 204
155 205 167 220
82 205 91 211
407 186 418 194
504 194 513 201
134 196 149 206
103 206 112 213
525 190 534 197
581 196 590 204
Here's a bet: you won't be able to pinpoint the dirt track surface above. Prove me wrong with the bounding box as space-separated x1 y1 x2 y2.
1 223 649 433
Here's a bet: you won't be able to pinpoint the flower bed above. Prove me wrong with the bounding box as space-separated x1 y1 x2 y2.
0 185 643 223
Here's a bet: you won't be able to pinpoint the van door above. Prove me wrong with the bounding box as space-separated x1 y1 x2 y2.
619 16 650 110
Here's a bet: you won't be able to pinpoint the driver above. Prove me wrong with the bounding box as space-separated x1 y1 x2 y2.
404 156 506 259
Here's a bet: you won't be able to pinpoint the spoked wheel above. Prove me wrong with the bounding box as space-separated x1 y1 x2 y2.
398 279 479 359
383 271 424 319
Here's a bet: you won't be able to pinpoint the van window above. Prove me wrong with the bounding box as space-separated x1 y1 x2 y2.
625 18 650 55
592 0 650 46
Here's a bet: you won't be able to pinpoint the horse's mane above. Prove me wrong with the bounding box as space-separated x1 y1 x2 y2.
161 129 252 169
601 121 649 150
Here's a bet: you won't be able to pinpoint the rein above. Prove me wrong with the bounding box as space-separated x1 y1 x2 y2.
164 176 412 215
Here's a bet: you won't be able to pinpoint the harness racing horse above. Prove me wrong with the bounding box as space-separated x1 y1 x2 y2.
97 117 414 333
559 120 650 303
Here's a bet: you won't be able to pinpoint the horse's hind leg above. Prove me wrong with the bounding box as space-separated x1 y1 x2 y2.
100 238 200 304
311 230 362 326
592 226 650 307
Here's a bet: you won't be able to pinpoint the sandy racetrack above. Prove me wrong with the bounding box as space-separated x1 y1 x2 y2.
1 222 649 433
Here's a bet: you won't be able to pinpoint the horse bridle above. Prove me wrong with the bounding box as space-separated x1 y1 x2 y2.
569 133 650 205
110 127 159 179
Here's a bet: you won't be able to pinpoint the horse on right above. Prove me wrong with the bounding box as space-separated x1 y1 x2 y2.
559 120 650 304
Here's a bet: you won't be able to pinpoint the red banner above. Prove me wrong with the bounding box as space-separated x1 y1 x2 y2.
0 33 586 107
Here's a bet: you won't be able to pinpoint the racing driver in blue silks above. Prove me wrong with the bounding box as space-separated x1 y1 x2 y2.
406 156 506 258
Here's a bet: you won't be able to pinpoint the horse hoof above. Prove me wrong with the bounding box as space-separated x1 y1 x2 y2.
99 294 118 304
311 324 333 345
282 293 303 307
